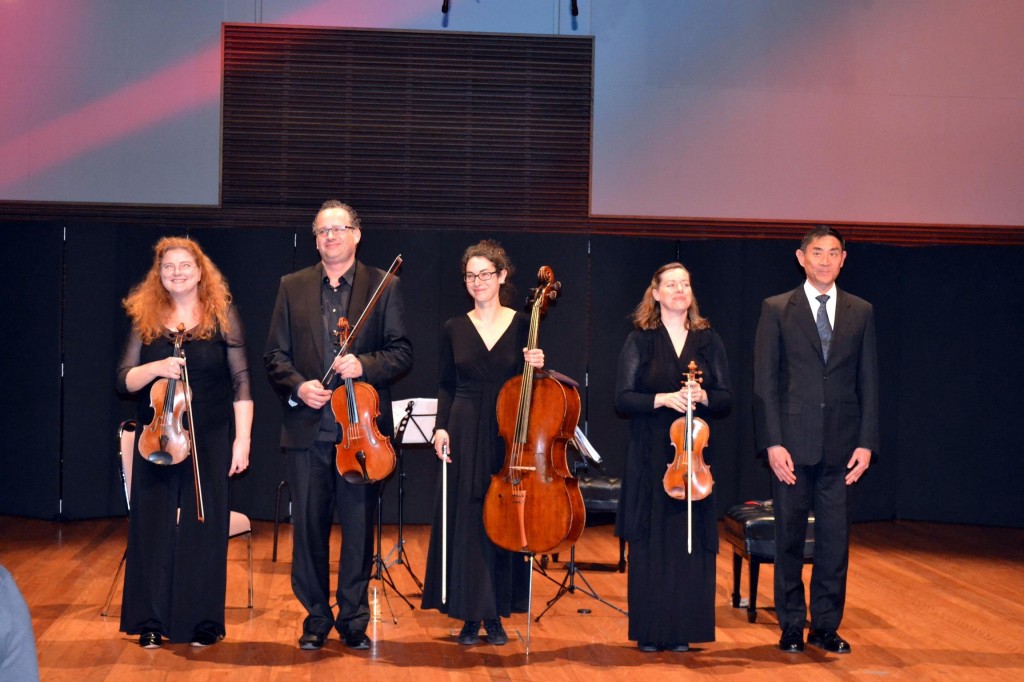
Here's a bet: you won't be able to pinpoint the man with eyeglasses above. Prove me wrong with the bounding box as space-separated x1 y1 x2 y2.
265 199 413 651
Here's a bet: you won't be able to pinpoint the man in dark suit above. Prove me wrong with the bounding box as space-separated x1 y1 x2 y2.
753 225 879 655
265 199 412 651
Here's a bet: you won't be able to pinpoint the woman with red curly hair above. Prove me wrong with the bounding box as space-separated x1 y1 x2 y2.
116 236 253 649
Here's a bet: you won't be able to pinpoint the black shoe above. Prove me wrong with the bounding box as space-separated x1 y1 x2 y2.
483 618 508 646
190 629 221 648
458 620 481 645
344 631 371 650
139 630 162 649
779 626 805 653
663 642 689 652
298 632 326 650
807 629 850 654
637 641 659 652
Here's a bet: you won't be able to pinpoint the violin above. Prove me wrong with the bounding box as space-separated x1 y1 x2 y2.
332 317 396 484
137 323 206 521
483 266 585 555
663 360 713 552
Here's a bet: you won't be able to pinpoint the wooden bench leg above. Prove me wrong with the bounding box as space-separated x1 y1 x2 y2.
748 557 761 623
731 549 743 608
272 480 289 563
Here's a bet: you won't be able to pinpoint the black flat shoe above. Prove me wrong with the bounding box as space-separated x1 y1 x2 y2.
663 642 689 652
637 641 659 653
779 626 804 653
483 619 508 646
139 630 162 649
190 630 221 647
298 632 326 650
344 631 371 650
807 629 851 654
458 620 481 645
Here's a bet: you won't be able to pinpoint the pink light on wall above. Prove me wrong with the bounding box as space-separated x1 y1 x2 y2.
0 1 431 197
0 46 220 192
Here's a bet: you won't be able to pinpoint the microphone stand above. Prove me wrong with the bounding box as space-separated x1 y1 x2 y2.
382 401 424 589
370 477 413 622
535 454 627 621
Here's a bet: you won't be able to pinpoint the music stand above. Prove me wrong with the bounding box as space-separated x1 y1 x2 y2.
535 428 627 621
384 399 436 588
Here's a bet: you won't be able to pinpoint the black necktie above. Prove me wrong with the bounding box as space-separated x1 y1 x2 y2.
816 294 831 362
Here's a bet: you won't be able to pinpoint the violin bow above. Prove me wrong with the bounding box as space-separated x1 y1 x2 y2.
177 325 205 523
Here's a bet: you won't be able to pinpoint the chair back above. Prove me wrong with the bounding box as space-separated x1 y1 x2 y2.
117 420 137 510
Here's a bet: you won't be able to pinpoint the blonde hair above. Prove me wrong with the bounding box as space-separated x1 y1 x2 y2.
631 262 710 331
122 236 233 343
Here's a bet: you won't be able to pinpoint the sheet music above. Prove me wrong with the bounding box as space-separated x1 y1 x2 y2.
391 398 437 445
572 426 602 464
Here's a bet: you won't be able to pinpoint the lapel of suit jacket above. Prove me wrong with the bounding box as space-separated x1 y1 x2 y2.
829 288 854 365
347 261 371 353
307 263 327 362
788 287 826 364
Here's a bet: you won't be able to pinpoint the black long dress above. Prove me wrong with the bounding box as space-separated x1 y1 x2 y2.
615 325 732 645
116 307 250 643
420 313 531 621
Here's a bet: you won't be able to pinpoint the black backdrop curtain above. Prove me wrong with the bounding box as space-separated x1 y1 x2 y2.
2 224 1021 529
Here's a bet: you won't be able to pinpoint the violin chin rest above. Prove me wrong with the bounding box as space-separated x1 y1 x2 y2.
665 487 687 501
146 451 174 466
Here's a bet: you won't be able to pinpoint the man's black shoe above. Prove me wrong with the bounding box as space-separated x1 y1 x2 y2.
190 629 221 647
779 627 804 653
344 631 371 650
139 630 162 649
637 641 659 652
298 632 326 650
807 629 850 654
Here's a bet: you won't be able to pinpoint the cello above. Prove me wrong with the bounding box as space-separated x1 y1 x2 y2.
331 317 396 484
663 360 713 553
137 323 206 522
483 266 585 556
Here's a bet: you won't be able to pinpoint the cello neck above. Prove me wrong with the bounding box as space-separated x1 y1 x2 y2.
514 287 545 445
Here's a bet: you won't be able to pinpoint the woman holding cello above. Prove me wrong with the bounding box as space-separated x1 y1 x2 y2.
116 237 252 649
421 240 543 646
615 262 732 653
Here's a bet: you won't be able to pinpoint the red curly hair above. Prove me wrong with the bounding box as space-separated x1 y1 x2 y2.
122 236 233 343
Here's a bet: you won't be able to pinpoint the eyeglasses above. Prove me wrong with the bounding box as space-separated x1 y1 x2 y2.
161 262 196 274
315 225 356 238
464 270 498 283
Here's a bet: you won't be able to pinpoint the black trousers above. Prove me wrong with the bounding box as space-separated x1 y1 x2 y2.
287 441 377 637
771 457 850 632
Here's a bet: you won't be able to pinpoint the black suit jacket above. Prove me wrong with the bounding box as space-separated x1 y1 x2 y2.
753 285 879 466
264 261 413 450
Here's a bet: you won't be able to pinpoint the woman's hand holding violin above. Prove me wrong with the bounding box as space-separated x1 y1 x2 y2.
655 383 707 414
155 356 186 380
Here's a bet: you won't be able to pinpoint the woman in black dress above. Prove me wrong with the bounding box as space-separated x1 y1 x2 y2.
615 262 732 652
116 237 252 648
421 240 544 646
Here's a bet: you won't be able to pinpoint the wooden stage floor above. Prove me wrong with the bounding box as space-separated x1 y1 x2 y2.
3 515 1023 681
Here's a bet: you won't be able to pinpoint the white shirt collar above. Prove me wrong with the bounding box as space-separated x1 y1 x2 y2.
803 280 838 326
